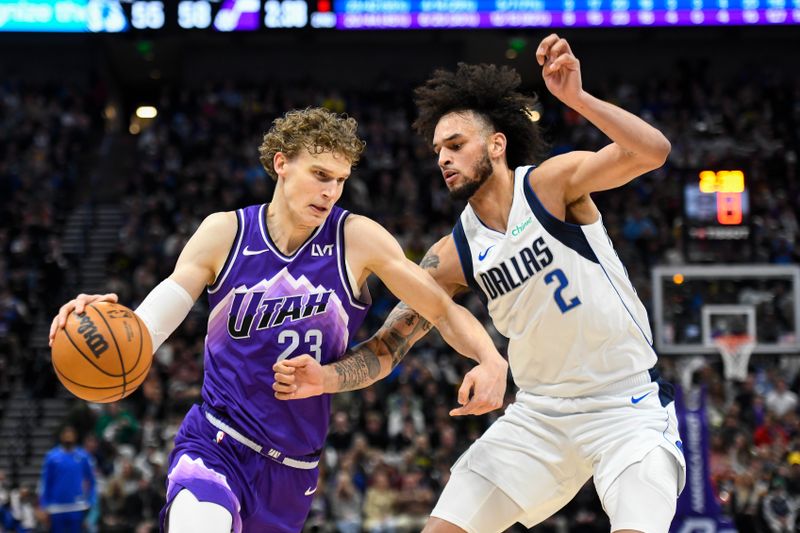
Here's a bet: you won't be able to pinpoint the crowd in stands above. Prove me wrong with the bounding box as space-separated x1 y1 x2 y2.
0 78 107 531
0 60 798 532
0 78 105 401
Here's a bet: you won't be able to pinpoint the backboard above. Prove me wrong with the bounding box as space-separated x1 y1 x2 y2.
652 265 800 355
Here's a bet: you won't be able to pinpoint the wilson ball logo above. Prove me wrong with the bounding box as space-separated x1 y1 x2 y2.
76 313 109 358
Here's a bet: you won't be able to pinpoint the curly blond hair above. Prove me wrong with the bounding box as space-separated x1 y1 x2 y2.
258 107 365 180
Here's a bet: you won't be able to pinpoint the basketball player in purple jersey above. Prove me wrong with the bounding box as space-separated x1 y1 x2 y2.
49 108 508 533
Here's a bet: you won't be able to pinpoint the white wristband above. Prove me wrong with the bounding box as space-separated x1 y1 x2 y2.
134 278 195 353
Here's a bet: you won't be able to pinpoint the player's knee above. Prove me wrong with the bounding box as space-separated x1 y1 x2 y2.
167 489 233 533
604 447 679 533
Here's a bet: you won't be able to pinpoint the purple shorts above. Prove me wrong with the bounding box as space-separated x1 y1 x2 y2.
159 405 319 533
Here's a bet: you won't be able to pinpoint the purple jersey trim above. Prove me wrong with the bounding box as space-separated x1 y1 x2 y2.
163 454 243 533
208 209 245 294
257 204 325 262
335 212 369 310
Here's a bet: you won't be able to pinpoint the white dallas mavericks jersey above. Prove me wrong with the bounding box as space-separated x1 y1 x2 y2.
453 166 657 397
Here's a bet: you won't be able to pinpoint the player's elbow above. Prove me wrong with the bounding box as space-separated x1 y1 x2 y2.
643 133 671 169
655 135 671 164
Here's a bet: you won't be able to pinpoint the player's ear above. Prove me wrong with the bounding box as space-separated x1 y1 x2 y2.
489 132 507 159
273 152 289 179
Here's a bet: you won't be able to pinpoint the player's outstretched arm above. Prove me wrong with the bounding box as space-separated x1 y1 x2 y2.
535 33 671 201
274 217 507 416
132 211 235 351
49 212 236 351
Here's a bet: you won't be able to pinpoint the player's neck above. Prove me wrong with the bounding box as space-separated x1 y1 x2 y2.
467 168 515 233
265 199 318 255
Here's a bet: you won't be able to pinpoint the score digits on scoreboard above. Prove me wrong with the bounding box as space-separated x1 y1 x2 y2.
121 0 325 31
698 170 746 225
129 1 165 29
177 1 213 29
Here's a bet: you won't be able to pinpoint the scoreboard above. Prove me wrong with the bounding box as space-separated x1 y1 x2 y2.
0 0 336 32
684 169 752 262
0 0 797 31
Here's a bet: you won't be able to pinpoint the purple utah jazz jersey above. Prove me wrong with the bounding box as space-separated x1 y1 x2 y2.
202 203 370 458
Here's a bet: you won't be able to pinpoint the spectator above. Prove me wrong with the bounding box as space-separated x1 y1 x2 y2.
754 412 790 448
765 378 798 418
362 411 390 451
0 469 12 531
362 469 398 533
8 485 38 533
329 471 362 533
730 471 764 533
95 402 140 446
39 425 96 533
393 468 434 532
761 477 797 532
327 411 354 453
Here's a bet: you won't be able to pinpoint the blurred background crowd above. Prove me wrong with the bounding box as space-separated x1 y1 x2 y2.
0 35 799 532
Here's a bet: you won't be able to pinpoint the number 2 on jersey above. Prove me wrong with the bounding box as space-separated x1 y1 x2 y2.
277 329 323 362
544 268 581 313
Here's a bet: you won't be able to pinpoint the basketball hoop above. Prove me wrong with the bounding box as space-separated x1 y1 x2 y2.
714 334 755 381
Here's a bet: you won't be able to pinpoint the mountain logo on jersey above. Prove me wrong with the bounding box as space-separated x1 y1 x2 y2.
214 268 351 341
478 236 553 300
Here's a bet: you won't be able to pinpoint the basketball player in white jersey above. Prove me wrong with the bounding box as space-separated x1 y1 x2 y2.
273 34 686 533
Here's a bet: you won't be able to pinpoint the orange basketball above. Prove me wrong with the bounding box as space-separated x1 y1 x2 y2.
51 301 153 403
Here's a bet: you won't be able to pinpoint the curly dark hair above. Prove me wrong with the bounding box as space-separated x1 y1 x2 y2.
259 107 365 180
413 63 547 168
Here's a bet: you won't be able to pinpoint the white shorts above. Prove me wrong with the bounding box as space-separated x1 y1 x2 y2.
431 378 686 531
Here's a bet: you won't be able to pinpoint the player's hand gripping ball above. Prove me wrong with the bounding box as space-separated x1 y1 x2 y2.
51 302 153 403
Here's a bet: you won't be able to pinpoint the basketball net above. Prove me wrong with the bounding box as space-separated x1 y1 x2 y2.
714 334 755 382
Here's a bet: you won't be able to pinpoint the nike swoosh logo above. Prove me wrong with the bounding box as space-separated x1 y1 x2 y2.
478 245 495 261
631 392 652 404
242 246 269 256
304 486 317 496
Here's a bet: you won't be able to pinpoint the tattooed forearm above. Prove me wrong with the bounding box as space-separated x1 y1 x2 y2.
331 250 443 390
381 302 434 368
334 345 382 392
384 330 409 367
332 300 436 391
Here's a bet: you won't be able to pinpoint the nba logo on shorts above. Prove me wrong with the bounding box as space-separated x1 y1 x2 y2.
215 431 225 444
